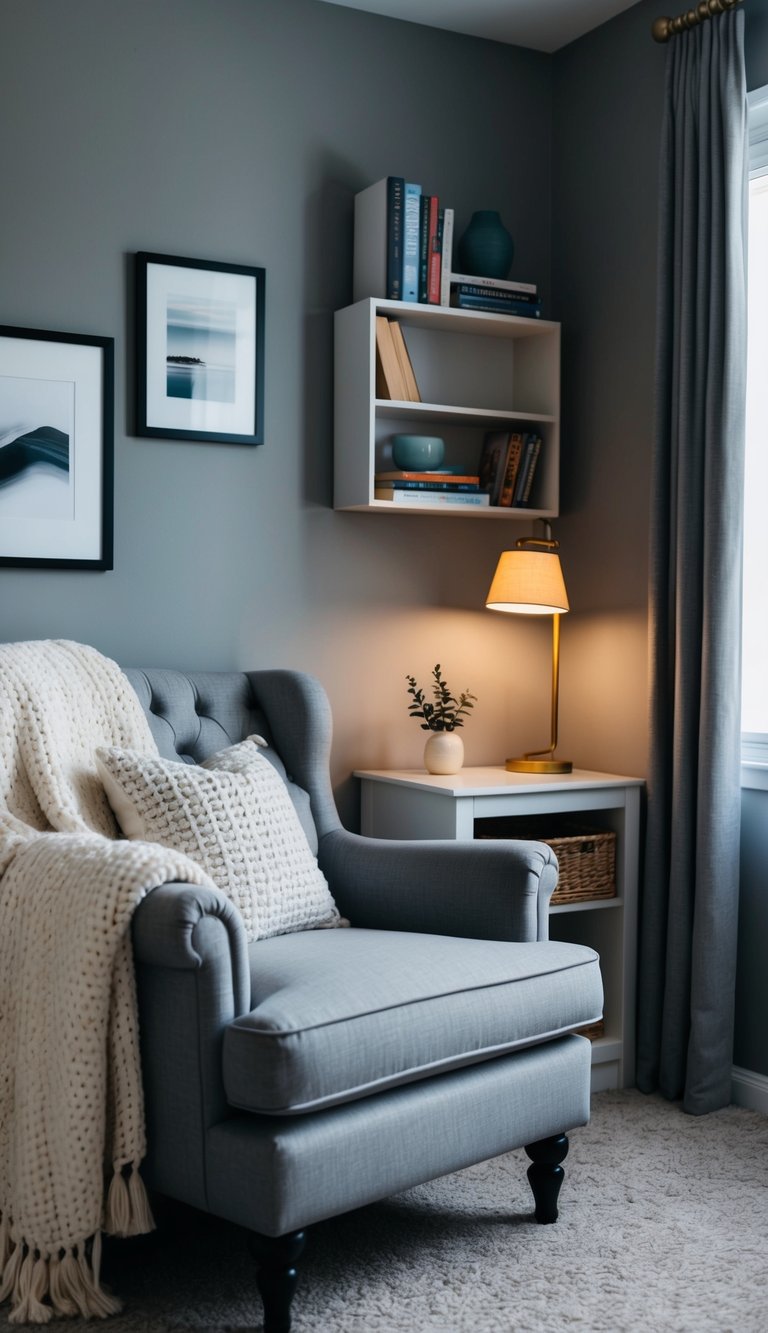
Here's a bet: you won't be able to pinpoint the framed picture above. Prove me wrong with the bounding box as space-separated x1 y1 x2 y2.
0 326 114 569
135 252 265 445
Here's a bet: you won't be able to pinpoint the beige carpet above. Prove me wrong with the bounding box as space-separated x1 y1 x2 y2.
3 1089 767 1332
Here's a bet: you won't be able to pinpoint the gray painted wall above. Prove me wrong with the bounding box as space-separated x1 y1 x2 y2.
0 0 556 824
552 0 664 782
2 0 766 1076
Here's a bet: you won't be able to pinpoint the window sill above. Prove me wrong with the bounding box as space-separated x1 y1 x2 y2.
741 761 768 791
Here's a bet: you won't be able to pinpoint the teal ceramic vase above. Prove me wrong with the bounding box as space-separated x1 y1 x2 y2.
456 210 514 279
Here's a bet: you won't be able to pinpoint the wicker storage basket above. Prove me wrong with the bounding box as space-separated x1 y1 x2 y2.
475 816 617 904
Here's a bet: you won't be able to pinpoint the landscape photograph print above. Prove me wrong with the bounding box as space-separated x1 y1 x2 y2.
136 252 265 445
165 293 237 403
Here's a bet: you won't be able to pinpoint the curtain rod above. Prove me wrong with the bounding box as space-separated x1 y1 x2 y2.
652 0 743 43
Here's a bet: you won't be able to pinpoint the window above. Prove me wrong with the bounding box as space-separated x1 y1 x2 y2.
742 86 768 774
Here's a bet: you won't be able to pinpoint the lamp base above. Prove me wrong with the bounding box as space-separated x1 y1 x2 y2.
505 756 573 774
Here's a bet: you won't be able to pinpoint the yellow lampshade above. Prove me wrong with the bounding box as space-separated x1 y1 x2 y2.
485 549 570 616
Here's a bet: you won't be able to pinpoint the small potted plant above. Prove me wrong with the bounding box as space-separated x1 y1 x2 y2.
406 664 477 774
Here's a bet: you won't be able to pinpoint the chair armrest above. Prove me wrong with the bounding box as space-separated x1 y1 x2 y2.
318 828 558 943
131 883 251 1210
132 881 250 1010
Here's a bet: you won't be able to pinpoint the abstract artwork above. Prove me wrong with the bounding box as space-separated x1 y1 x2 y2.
0 327 113 568
135 253 265 444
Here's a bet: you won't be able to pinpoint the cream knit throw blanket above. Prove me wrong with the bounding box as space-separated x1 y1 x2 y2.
0 640 215 1324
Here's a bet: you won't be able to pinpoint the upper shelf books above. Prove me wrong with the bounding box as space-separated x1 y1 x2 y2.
353 176 540 316
354 177 452 306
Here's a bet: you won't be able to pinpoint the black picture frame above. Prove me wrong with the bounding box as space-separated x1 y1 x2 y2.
135 252 265 445
0 325 114 570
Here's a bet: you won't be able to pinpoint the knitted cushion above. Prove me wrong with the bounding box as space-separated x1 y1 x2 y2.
95 737 341 942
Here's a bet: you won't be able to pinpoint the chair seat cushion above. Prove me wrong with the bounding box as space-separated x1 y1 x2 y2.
222 928 603 1115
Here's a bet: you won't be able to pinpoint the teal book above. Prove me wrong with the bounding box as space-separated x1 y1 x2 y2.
452 292 542 318
453 283 540 305
402 182 422 303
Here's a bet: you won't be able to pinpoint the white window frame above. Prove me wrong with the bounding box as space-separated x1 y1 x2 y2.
742 86 768 789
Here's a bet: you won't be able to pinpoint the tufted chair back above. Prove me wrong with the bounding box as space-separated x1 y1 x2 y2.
121 667 343 854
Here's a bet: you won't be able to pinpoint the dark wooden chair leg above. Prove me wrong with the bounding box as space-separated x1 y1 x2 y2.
525 1133 569 1223
249 1229 306 1333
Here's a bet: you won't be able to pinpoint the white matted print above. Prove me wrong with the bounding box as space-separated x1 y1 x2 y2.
136 253 265 445
0 328 113 568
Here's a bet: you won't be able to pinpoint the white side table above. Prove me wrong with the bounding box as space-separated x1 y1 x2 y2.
354 766 644 1092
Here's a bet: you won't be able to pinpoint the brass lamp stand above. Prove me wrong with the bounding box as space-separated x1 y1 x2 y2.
485 524 572 774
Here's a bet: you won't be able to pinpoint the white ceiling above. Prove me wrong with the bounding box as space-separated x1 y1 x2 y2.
316 0 642 53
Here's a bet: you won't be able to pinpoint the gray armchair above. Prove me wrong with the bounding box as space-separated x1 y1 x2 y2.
128 667 602 1333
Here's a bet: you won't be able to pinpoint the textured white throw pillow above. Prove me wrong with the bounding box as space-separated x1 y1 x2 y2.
95 736 342 941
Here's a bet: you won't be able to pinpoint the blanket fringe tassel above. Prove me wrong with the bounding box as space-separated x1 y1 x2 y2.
0 1164 153 1322
105 1159 155 1238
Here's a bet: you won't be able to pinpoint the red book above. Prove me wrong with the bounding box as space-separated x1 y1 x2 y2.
427 196 441 304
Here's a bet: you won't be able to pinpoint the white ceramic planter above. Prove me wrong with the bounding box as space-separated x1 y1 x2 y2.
423 731 464 775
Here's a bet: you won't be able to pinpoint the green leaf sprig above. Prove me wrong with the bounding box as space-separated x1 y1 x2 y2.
406 663 477 732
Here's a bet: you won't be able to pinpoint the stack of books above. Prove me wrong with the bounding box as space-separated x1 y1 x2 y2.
354 176 455 306
353 176 541 319
449 273 541 318
373 468 490 508
478 430 543 508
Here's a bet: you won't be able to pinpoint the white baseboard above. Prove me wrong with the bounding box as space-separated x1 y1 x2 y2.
731 1065 768 1114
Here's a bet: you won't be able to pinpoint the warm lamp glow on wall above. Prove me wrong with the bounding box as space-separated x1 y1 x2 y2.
485 525 572 774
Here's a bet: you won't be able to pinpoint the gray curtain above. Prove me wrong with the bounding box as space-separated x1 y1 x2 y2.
637 10 748 1115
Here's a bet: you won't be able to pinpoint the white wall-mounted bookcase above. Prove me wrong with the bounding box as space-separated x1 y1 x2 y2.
333 298 561 518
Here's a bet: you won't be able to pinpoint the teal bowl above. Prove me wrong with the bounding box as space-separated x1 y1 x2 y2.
391 434 446 471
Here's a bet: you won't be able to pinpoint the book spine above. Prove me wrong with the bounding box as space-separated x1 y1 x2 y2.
374 315 408 400
427 198 441 304
374 489 490 506
418 195 431 303
511 434 539 506
452 293 542 318
522 437 543 503
447 271 537 296
388 319 420 402
453 283 539 304
477 429 510 506
514 436 543 506
498 434 524 507
375 480 480 492
375 471 479 482
402 182 422 303
386 177 405 301
439 209 455 306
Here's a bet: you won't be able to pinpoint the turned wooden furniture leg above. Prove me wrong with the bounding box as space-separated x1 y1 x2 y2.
249 1229 306 1333
525 1133 569 1223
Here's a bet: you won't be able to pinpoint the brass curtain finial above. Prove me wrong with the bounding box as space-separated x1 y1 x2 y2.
653 0 743 43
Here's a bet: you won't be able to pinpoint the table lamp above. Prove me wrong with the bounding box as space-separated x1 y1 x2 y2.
485 525 572 773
